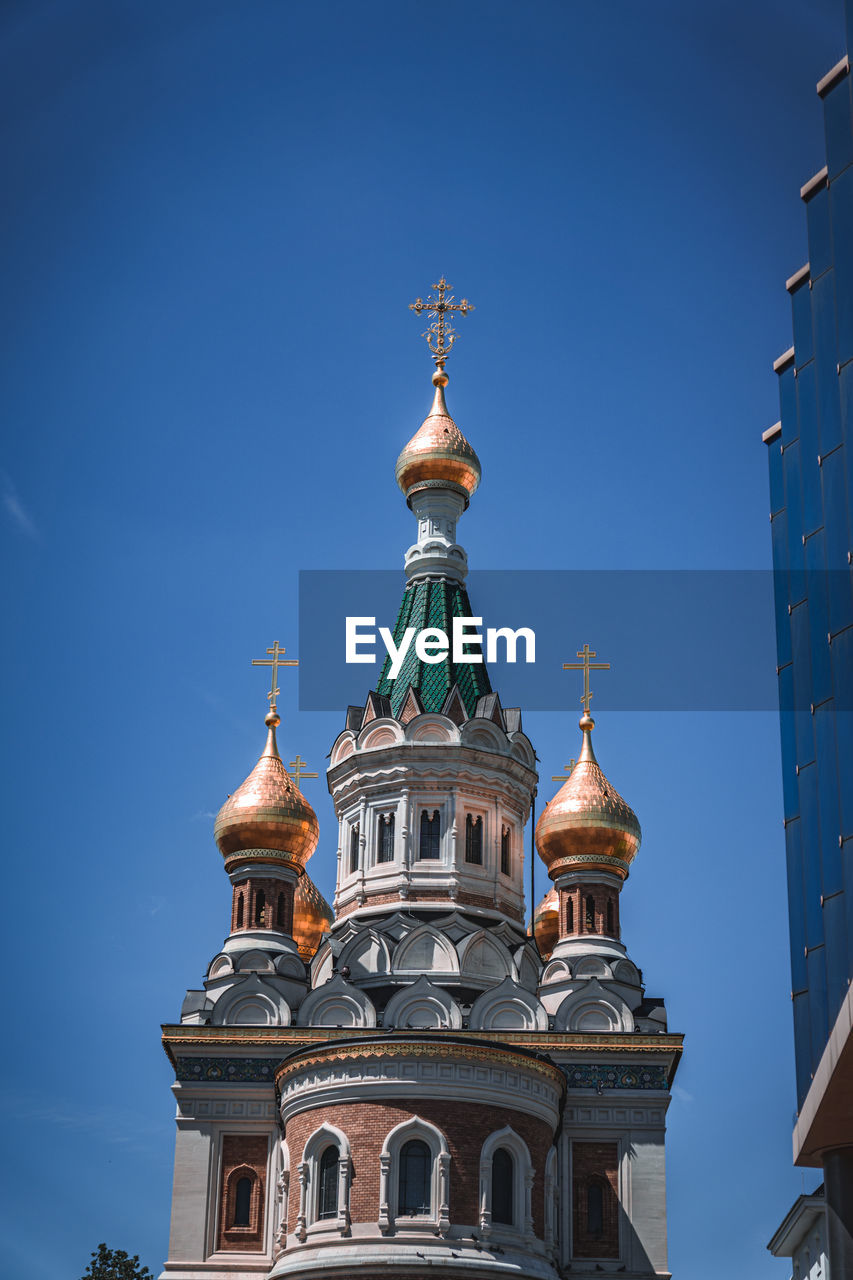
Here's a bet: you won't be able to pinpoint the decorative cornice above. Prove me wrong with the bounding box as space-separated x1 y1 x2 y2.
275 1036 566 1091
562 1063 668 1091
175 1056 281 1083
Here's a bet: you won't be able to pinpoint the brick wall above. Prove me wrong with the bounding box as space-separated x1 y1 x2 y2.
218 1133 269 1252
559 884 620 939
285 1098 553 1236
571 1140 619 1259
231 878 294 933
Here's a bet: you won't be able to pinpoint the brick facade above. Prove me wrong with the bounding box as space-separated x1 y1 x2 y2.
559 883 620 939
284 1098 553 1236
218 1133 269 1252
571 1140 619 1259
337 889 522 923
231 878 294 934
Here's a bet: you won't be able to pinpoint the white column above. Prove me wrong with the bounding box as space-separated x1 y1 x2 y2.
295 1161 308 1242
378 1152 392 1234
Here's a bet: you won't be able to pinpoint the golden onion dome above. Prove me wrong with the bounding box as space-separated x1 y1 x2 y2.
292 873 333 960
214 711 319 872
535 714 641 881
395 369 481 499
532 885 560 960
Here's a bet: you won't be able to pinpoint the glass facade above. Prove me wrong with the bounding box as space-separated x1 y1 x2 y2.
767 22 853 1109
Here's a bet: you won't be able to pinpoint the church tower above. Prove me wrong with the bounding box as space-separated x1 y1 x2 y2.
159 282 682 1280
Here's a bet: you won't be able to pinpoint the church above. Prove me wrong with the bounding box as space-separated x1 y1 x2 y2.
158 283 683 1280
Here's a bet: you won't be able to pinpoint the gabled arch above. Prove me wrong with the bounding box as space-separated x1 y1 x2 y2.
297 974 377 1028
541 958 572 984
457 930 514 982
383 976 462 1030
357 717 404 752
378 1115 450 1236
460 717 507 754
553 980 633 1033
393 924 459 975
469 978 548 1032
338 929 391 980
573 956 612 980
211 977 291 1026
404 713 458 744
235 949 275 972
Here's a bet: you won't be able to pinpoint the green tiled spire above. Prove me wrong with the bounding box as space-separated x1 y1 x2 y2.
375 578 492 717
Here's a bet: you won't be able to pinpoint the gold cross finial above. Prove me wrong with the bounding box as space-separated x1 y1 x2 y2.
251 641 298 712
409 277 474 367
552 759 577 781
288 755 318 787
562 644 610 715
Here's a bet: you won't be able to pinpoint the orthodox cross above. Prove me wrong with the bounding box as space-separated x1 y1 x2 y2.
552 758 577 782
288 755 318 787
562 644 610 715
251 641 298 712
409 278 474 365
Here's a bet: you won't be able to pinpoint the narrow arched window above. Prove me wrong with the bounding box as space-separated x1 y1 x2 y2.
465 814 483 864
255 890 266 928
606 898 614 935
234 1175 252 1226
236 892 244 929
398 1139 431 1215
378 813 395 863
318 1145 339 1220
587 1181 604 1236
419 811 440 859
585 894 596 933
500 826 511 875
567 895 574 932
349 823 360 874
277 891 286 929
491 1146 514 1225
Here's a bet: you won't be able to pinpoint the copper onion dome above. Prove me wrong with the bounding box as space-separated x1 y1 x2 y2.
292 874 333 960
531 885 560 960
535 714 641 880
214 711 319 871
395 369 481 499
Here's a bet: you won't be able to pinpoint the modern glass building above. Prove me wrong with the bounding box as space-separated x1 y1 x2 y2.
765 1 853 1268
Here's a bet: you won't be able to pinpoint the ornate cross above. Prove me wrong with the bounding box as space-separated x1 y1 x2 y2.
409 278 474 365
562 644 610 715
552 758 577 781
251 641 298 711
288 755 318 787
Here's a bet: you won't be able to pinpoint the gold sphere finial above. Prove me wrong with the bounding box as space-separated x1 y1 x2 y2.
265 709 281 728
432 366 449 388
579 712 595 732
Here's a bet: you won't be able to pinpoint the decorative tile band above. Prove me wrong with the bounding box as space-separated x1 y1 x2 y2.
174 1057 281 1083
562 1064 669 1091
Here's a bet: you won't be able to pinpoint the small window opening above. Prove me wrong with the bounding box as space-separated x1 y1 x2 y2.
349 823 360 874
587 1181 604 1236
500 826 511 875
491 1146 514 1225
234 1175 252 1227
585 894 596 933
236 892 244 929
378 813 395 863
255 890 266 928
399 1139 431 1215
465 814 483 864
419 811 441 859
318 1145 339 1220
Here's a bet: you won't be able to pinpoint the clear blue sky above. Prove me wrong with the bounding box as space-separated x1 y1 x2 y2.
1 2 846 1277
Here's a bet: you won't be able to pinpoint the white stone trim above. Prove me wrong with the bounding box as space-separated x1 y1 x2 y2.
478 1125 535 1241
378 1115 450 1237
278 1055 561 1127
297 1123 352 1240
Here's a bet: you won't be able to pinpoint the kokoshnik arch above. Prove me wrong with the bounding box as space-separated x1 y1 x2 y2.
159 281 684 1280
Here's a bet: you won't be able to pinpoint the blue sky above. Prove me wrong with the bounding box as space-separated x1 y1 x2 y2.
1 1 847 1276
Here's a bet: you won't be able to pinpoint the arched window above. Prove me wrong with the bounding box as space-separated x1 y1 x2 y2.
255 890 266 928
234 1175 252 1226
465 814 483 864
349 823 360 874
318 1145 339 1220
491 1147 514 1225
236 892 244 929
585 894 596 932
587 1181 604 1236
500 826 511 875
566 895 574 933
419 810 441 859
606 898 614 935
398 1139 432 1215
378 813 395 863
277 891 286 929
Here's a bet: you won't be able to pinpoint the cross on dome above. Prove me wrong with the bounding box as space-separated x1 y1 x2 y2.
408 277 474 366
